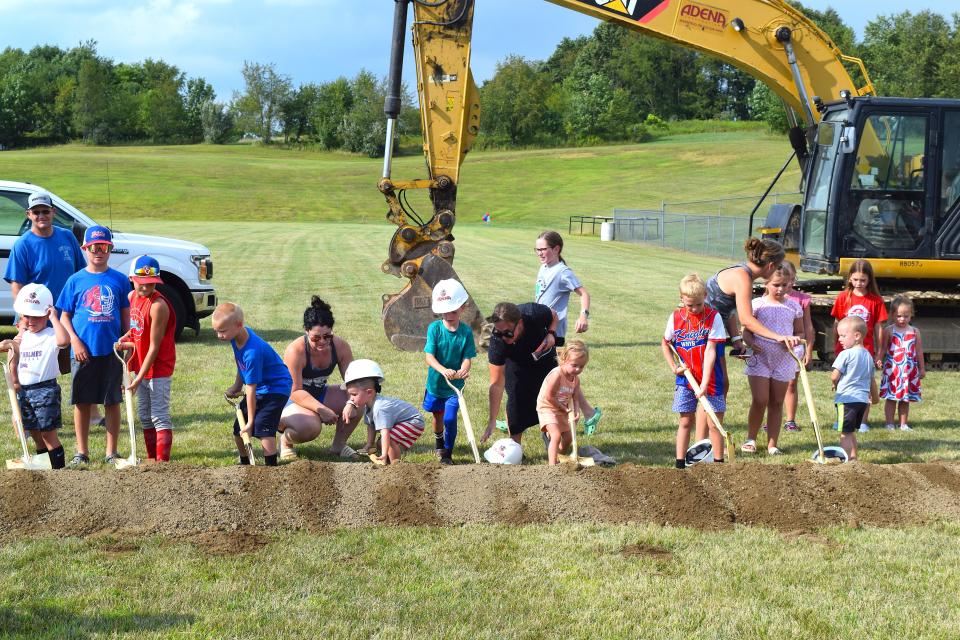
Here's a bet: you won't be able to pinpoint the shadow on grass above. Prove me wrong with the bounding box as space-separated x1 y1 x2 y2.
589 341 661 349
0 606 194 639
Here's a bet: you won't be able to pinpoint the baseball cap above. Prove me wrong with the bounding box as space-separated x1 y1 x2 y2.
27 192 53 210
13 283 54 317
129 255 164 284
82 225 113 248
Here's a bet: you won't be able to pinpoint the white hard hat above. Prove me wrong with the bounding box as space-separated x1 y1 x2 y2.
14 283 54 317
684 438 714 467
341 359 385 388
431 278 469 314
483 438 523 465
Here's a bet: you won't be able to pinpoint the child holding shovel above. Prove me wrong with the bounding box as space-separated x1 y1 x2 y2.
536 339 597 465
423 279 476 465
117 256 177 462
662 274 728 469
0 284 71 468
212 302 292 466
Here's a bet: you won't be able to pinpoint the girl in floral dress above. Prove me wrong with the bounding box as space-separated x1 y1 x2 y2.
877 296 925 431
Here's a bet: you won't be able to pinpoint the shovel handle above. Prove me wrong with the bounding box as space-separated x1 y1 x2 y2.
667 343 733 462
567 398 579 464
443 376 481 464
226 390 256 465
785 341 827 462
1 357 31 461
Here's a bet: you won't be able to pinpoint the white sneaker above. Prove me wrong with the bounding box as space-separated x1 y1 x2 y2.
900 424 913 431
885 423 897 430
858 423 870 433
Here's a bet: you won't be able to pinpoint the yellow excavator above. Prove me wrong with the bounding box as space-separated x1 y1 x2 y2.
378 0 960 365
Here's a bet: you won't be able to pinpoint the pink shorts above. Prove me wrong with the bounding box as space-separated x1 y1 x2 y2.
387 418 425 450
744 348 796 382
538 410 571 432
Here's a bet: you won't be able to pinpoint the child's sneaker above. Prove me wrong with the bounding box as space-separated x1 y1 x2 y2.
104 453 121 465
858 423 870 433
69 453 89 467
900 424 913 431
885 423 897 430
784 420 800 432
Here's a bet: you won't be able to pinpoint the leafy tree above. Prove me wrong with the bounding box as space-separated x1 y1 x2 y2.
479 56 557 145
232 61 292 142
184 78 216 142
138 59 187 142
280 83 319 141
861 11 952 97
339 70 387 157
310 77 353 149
73 57 114 143
200 100 234 143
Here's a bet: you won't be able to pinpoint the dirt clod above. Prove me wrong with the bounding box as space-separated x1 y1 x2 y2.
620 543 673 560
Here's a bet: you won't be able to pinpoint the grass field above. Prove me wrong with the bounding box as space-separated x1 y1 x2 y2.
1 139 958 639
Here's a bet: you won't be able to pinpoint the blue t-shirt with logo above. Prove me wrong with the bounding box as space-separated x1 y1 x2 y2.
56 268 131 357
4 228 86 301
231 327 293 397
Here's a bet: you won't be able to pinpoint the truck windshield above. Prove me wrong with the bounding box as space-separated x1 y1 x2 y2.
802 117 844 258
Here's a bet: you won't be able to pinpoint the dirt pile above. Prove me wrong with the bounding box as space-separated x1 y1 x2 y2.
2 461 960 543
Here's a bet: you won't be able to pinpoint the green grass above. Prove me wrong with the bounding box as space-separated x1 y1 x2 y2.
0 130 800 227
1 140 958 638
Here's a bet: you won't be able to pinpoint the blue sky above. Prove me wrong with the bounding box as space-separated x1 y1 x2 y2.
1 0 954 101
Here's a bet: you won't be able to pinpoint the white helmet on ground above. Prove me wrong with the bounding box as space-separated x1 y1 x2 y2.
431 278 469 314
483 438 523 465
14 283 54 317
684 438 714 467
341 359 385 388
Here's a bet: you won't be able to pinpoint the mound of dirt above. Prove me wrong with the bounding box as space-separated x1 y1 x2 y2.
2 460 960 544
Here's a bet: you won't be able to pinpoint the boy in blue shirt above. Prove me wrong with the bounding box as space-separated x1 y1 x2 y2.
831 316 879 462
423 279 476 464
212 302 292 466
57 226 131 466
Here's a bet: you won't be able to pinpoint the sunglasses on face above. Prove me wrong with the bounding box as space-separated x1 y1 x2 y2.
86 244 111 254
30 208 54 216
491 322 519 339
309 333 334 343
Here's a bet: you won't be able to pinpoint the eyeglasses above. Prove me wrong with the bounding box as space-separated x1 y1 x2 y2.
491 322 519 339
309 333 334 343
86 244 111 254
29 208 54 217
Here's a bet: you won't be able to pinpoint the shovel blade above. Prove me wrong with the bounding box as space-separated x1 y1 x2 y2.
6 452 53 470
114 455 139 470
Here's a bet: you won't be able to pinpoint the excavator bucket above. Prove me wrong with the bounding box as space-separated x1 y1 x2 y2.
381 252 483 351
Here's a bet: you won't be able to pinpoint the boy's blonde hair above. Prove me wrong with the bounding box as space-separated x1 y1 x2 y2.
213 302 244 325
679 274 706 300
558 339 589 363
838 315 866 339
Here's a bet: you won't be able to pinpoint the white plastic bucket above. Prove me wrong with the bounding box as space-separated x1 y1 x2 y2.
600 221 615 241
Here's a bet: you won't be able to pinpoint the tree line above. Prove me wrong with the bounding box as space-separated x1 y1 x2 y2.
1 6 958 154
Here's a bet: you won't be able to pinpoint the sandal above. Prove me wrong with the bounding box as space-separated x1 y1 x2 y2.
337 445 359 460
583 407 602 436
767 447 782 456
740 440 757 454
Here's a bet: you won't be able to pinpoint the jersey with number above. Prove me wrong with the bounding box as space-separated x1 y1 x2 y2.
663 305 727 396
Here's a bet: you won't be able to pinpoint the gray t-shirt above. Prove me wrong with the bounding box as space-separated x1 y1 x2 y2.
363 395 423 432
833 346 874 404
534 262 582 338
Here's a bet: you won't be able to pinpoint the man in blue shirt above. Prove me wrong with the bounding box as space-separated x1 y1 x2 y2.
4 192 85 305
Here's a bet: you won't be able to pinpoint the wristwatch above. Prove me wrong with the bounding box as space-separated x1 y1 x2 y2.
580 309 590 318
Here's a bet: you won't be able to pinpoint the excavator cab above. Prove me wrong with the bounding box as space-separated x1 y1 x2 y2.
798 97 960 276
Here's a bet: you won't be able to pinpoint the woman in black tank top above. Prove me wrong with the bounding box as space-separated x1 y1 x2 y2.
278 297 361 460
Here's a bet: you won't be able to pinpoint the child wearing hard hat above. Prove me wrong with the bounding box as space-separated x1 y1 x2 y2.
0 284 71 468
422 279 476 464
341 359 424 464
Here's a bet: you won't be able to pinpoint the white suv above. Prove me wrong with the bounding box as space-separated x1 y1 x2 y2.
0 181 216 337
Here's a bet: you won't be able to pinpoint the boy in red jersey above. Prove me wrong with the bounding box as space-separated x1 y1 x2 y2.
661 274 728 468
118 256 176 462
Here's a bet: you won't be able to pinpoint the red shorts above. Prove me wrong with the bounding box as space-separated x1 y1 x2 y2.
387 418 425 450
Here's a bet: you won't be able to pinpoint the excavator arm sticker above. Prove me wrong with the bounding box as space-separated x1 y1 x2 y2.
573 0 671 23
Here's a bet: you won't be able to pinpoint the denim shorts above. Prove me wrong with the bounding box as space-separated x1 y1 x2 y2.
672 384 726 414
18 379 62 432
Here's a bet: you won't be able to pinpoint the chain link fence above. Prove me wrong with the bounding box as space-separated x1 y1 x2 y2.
612 192 801 259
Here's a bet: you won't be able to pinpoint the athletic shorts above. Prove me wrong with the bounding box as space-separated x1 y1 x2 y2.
383 417 425 451
233 393 288 439
71 355 122 406
672 385 726 414
17 379 62 432
836 402 867 434
422 390 459 418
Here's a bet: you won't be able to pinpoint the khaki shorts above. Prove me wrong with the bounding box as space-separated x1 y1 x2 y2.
538 410 571 432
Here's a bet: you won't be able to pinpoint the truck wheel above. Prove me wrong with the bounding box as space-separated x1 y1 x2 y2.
156 283 189 340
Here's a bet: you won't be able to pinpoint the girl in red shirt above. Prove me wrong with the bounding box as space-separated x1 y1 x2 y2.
830 259 886 431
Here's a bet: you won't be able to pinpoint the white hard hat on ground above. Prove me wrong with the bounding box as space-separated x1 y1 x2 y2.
684 438 715 467
431 278 469 314
341 359 385 388
483 438 523 464
14 283 54 317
